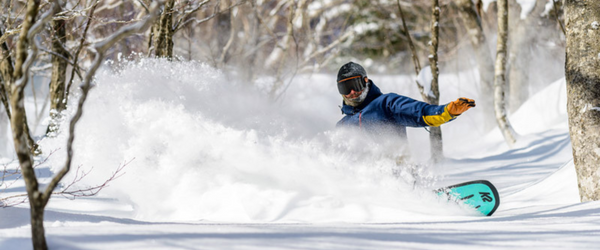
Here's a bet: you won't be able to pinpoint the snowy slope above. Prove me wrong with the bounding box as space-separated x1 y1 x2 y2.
1 59 599 249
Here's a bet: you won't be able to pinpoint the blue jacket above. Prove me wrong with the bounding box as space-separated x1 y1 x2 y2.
337 81 456 132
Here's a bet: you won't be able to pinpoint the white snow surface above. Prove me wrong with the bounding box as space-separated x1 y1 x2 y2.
1 59 599 249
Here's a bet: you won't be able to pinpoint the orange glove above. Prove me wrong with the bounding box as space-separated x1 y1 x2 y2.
447 98 476 116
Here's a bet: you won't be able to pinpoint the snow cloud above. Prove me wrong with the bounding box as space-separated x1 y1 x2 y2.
39 58 462 223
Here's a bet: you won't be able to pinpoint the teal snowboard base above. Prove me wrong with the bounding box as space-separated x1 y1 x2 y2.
436 180 500 216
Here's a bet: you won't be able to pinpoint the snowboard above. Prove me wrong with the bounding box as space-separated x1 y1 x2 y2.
436 180 500 216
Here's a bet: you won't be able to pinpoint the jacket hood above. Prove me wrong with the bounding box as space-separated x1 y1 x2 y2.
340 80 383 115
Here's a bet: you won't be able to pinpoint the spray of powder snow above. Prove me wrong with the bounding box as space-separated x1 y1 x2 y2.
39 58 470 223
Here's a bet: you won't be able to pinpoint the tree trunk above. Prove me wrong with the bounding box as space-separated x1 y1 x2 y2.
455 0 496 131
565 0 600 201
28 193 47 250
0 28 13 119
494 0 517 146
150 0 175 58
10 0 48 249
5 11 40 154
0 81 9 118
429 0 443 162
47 18 69 135
11 42 48 250
1 17 38 156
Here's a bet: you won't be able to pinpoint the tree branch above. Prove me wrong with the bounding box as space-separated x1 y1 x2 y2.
65 0 99 104
1 156 132 207
172 0 210 32
174 0 246 33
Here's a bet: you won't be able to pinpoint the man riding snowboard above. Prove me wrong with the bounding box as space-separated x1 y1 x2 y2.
336 61 476 137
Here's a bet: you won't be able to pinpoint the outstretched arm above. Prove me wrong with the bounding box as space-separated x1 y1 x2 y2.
423 98 476 127
385 95 476 127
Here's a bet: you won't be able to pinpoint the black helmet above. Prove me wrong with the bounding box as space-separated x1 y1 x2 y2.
337 62 367 95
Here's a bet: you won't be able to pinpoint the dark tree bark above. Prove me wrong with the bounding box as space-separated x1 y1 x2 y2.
149 0 175 58
47 16 69 135
0 28 13 118
565 0 600 201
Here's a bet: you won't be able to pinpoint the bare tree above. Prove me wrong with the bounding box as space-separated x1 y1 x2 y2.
7 0 160 249
493 0 517 146
10 2 61 249
147 0 241 59
241 0 354 97
0 3 40 155
47 3 69 135
428 0 443 162
65 0 100 106
0 27 13 118
565 0 600 201
397 0 444 161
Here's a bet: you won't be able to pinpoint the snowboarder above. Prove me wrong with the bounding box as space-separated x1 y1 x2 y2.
336 61 476 137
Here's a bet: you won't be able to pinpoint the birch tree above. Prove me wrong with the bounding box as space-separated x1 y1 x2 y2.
494 0 517 146
397 0 445 161
565 0 600 201
428 0 443 162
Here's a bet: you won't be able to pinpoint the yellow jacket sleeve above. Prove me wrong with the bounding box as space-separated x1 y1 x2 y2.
422 106 456 127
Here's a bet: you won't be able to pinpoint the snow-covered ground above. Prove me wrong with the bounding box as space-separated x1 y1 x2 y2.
1 59 598 249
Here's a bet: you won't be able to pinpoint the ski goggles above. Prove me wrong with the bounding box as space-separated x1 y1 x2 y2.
337 76 366 95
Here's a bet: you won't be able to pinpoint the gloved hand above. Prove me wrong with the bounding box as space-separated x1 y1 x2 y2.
447 98 476 116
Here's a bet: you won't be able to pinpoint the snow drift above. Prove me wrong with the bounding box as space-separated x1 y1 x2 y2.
38 59 472 223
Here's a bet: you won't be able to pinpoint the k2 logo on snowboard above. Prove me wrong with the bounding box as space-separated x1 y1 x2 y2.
480 192 493 202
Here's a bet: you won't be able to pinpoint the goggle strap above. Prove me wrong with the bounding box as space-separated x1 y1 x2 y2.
338 75 363 83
